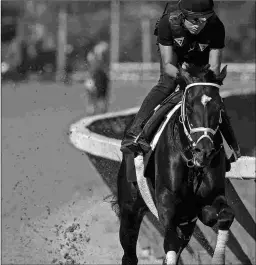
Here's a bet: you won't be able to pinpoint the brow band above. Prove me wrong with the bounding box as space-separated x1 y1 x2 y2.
185 83 221 90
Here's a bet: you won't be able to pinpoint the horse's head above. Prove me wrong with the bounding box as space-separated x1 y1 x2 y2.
178 63 227 167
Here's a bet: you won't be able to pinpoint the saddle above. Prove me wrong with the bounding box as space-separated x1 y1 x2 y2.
126 90 183 182
142 89 183 143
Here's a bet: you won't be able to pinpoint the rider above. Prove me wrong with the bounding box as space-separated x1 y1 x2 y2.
120 0 241 162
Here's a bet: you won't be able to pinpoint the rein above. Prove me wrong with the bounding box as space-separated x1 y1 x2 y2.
172 111 194 167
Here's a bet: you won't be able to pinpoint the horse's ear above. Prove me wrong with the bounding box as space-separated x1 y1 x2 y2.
179 63 192 84
203 64 211 72
217 65 227 84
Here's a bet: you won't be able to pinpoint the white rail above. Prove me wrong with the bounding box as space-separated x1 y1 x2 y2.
69 95 255 179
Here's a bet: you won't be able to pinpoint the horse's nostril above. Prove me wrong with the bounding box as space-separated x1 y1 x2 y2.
205 148 216 158
195 148 201 153
210 148 216 155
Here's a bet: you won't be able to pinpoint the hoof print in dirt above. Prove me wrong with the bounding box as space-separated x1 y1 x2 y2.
65 223 80 233
64 253 75 264
53 221 91 264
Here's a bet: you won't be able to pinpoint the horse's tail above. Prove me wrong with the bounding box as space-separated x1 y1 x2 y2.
109 117 136 220
107 158 127 220
104 190 120 220
107 193 120 219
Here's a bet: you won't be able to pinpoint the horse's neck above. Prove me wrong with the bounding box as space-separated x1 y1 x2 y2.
173 110 190 150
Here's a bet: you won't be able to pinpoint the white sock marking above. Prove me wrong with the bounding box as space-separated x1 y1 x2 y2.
212 230 229 265
165 251 177 265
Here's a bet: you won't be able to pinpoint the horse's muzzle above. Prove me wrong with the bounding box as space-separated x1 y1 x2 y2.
193 146 216 167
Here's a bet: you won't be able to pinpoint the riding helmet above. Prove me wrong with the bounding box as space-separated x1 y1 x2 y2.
178 0 214 18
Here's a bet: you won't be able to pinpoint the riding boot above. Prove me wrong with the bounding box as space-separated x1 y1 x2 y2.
120 88 168 154
220 109 241 162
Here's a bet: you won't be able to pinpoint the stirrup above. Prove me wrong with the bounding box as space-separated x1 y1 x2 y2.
134 133 142 144
120 131 145 154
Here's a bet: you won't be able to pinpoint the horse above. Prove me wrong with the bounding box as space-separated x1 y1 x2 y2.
115 64 235 265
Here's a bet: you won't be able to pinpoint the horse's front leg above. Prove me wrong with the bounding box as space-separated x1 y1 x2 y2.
119 182 147 265
212 195 235 265
176 221 197 263
157 188 183 265
199 195 235 265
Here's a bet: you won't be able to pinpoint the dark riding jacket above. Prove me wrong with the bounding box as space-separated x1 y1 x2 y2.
154 4 225 66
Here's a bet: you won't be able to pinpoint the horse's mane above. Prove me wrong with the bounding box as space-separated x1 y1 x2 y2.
182 63 220 84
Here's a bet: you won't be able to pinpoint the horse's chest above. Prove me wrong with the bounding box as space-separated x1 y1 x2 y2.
185 170 214 197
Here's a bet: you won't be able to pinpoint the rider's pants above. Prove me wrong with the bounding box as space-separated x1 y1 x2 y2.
126 61 176 136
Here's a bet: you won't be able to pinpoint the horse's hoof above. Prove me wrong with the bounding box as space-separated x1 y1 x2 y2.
122 256 138 265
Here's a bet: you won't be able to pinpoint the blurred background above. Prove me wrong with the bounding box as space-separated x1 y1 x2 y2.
1 0 255 80
1 2 255 264
1 0 255 114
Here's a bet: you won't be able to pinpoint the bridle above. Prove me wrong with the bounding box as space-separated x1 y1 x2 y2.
179 82 223 166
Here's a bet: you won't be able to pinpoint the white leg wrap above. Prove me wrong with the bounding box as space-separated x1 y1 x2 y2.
212 230 229 265
165 251 177 265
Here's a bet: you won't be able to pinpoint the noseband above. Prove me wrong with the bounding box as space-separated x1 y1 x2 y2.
179 82 223 167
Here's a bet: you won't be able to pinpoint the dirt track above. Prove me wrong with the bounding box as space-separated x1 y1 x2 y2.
2 81 163 264
2 82 121 264
2 80 255 264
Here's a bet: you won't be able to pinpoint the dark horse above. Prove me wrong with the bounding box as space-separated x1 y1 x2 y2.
116 64 235 265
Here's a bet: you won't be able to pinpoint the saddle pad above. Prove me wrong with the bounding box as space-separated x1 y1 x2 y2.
150 102 182 150
127 103 181 183
142 90 183 141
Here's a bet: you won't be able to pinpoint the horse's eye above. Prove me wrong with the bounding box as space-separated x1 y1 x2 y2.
212 103 221 111
186 104 193 113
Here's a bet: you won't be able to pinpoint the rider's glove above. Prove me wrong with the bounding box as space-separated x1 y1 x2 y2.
175 72 186 89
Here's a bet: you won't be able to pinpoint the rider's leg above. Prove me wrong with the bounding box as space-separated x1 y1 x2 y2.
120 65 176 154
220 101 241 162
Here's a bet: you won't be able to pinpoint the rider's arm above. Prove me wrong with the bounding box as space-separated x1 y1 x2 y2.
157 14 179 78
208 48 223 76
209 19 225 76
159 44 179 78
